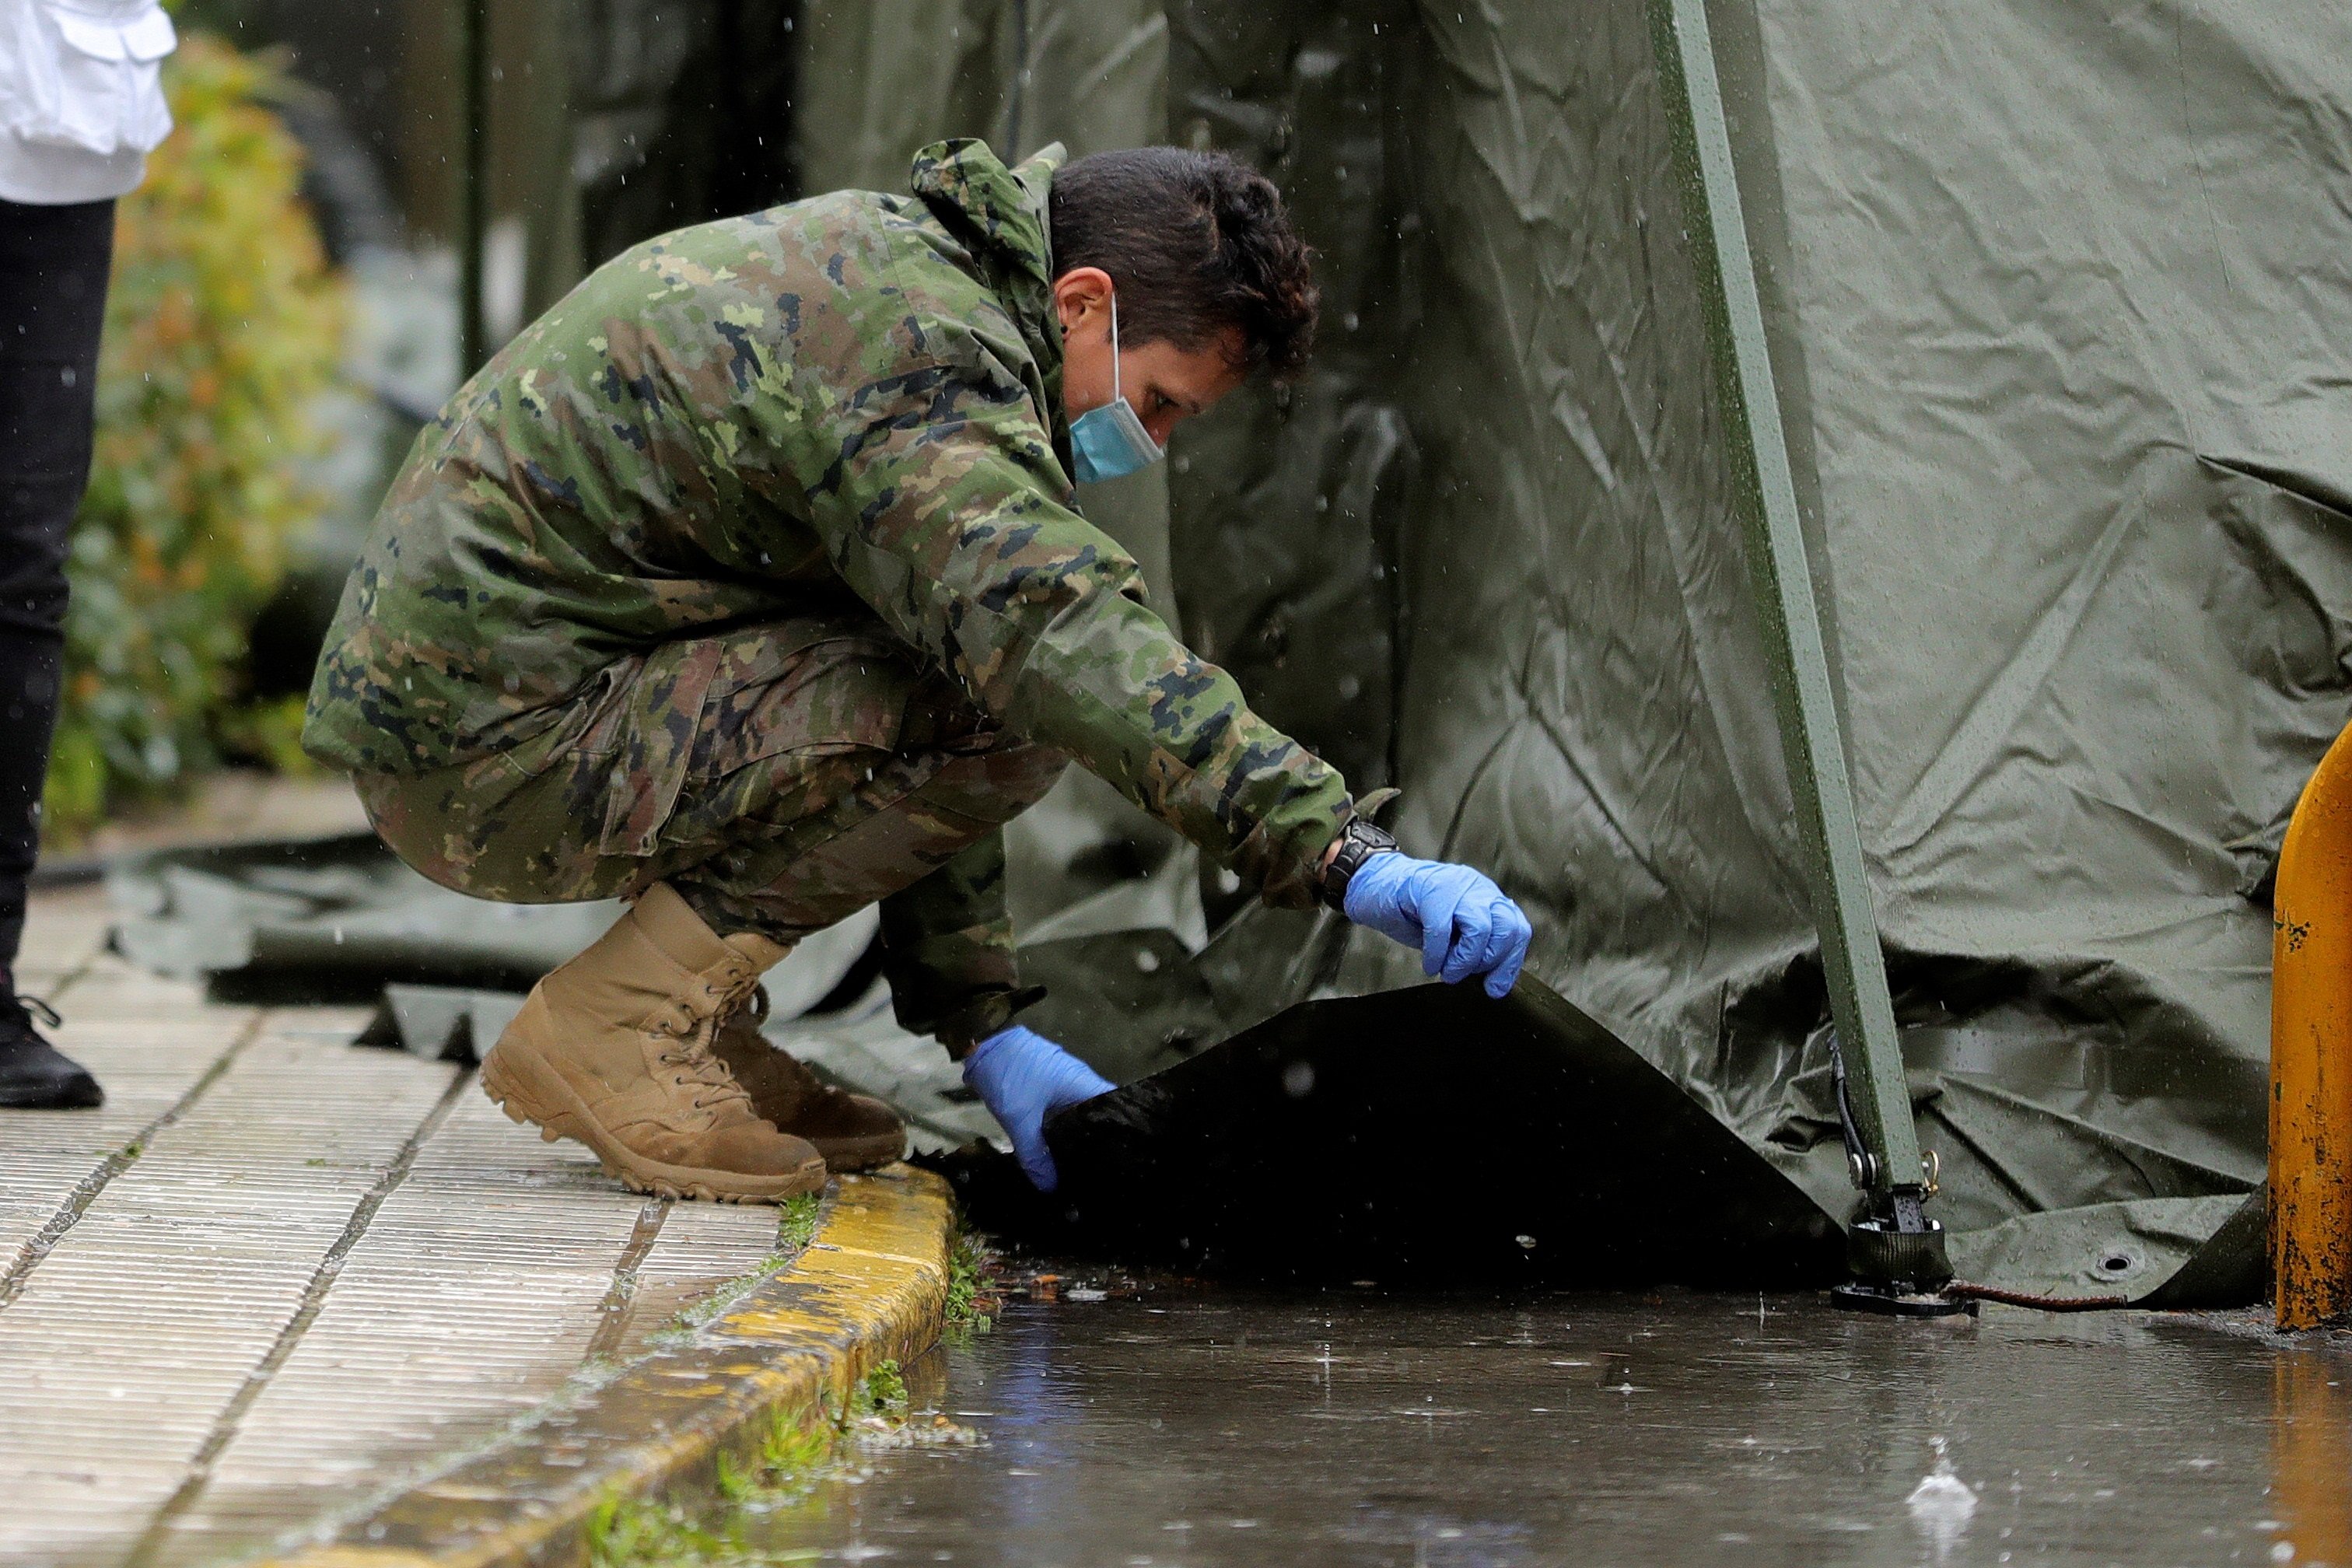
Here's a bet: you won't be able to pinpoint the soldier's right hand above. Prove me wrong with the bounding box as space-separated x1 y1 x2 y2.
1342 854 1533 999
961 1024 1114 1192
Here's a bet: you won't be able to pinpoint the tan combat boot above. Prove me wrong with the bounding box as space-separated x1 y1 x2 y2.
710 997 908 1172
481 883 826 1202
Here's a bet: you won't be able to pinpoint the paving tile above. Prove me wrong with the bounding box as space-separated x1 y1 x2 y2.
0 1035 455 1567
13 887 114 975
0 1011 254 1273
2 889 798 1568
610 1200 790 1362
142 1093 663 1564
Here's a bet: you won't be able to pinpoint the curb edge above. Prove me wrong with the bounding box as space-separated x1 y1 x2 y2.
250 1164 953 1568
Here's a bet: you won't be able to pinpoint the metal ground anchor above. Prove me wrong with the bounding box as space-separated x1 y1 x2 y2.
1827 1036 1969 1314
1830 1281 1978 1318
1831 1197 1975 1317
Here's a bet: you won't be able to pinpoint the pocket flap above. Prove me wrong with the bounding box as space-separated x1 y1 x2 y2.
120 7 177 62
49 9 128 61
598 639 729 857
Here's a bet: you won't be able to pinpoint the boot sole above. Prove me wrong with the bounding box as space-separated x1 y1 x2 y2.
0 1086 104 1110
480 1040 826 1205
807 1132 905 1173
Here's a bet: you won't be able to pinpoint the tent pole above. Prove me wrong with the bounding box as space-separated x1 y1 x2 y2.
1647 0 1950 1300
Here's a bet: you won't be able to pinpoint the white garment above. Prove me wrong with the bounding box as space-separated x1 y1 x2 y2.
0 0 177 205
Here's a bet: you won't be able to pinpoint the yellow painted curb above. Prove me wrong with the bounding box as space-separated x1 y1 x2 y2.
254 1165 953 1568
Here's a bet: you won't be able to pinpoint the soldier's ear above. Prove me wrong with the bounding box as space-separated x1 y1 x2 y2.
1051 267 1115 334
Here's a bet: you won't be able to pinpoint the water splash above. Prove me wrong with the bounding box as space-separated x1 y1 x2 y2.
1906 1436 1978 1560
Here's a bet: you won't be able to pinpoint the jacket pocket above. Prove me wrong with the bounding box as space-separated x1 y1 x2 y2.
20 1 176 156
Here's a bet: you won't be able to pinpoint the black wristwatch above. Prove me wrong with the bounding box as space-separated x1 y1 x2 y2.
1318 814 1399 911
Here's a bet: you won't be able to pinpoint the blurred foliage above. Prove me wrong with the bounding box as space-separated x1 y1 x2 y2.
44 32 348 839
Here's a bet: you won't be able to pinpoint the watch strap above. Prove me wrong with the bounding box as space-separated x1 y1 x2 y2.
1319 812 1400 912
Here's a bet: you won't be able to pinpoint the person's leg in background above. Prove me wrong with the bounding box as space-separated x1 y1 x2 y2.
0 198 115 1110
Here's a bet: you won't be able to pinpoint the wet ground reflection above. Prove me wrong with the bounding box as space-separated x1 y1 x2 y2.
745 1282 2351 1566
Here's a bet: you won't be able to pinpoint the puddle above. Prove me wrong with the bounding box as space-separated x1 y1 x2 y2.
723 1279 2351 1566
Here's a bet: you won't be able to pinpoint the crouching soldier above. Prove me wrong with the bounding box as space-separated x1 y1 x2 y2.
304 140 1533 1202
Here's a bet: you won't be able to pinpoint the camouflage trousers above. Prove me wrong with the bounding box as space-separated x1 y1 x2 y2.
356 618 1066 1048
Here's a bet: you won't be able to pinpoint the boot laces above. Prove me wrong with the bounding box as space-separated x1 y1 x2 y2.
657 975 761 1115
2 992 61 1038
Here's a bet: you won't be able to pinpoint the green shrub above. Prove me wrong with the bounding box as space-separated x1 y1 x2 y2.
44 33 346 839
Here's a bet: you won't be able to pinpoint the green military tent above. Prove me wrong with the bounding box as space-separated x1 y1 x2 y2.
776 0 2347 1303
130 0 2350 1304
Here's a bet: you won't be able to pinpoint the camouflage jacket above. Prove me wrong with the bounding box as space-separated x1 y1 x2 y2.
305 140 1353 907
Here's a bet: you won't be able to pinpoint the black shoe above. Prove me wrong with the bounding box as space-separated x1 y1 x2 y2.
0 994 103 1109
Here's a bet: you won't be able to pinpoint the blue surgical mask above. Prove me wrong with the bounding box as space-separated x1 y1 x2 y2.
1067 296 1164 485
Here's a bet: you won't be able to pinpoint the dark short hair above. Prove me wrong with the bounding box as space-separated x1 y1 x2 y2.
1048 147 1318 377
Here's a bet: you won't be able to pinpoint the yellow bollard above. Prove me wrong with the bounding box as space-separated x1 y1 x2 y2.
2272 723 2352 1328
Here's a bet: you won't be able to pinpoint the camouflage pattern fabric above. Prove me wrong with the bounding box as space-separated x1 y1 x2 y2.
306 138 1353 1041
355 616 1066 1049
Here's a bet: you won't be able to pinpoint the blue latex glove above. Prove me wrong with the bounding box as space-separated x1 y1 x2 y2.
961 1024 1115 1192
1342 852 1534 999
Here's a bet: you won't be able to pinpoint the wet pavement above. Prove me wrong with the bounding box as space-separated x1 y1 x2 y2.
0 885 786 1567
750 1279 2352 1568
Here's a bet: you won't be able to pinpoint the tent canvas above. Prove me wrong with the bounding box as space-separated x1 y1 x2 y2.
114 0 2348 1305
782 0 2348 1301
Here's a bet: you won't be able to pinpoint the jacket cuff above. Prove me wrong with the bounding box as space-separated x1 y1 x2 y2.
930 985 1048 1059
1226 783 1378 912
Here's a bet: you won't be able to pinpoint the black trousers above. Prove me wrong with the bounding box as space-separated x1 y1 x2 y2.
0 199 114 989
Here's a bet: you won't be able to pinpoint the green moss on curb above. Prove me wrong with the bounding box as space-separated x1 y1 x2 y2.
945 1230 991 1334
854 1360 906 1419
585 1362 909 1568
776 1192 822 1255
